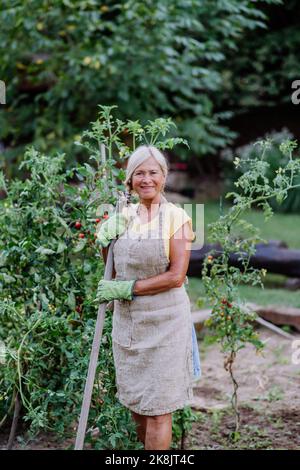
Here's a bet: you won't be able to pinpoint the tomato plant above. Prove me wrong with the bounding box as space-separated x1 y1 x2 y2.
202 138 300 439
0 105 191 449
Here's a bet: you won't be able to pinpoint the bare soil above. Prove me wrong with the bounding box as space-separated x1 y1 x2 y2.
186 326 300 449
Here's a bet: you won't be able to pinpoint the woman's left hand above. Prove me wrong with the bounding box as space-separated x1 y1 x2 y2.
94 279 136 303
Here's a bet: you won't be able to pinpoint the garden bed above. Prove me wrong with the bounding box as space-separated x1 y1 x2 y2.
1 327 299 450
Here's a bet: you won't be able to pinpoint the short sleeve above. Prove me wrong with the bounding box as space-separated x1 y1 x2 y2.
169 205 196 241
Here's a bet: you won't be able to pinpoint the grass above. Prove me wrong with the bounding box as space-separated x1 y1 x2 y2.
188 199 300 249
187 276 300 310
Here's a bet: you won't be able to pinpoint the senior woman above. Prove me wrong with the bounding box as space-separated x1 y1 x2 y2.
95 145 199 450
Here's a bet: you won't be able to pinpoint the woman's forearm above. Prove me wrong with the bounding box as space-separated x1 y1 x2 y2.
133 270 182 296
102 248 183 294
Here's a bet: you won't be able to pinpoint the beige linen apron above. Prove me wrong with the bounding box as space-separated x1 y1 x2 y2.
112 195 194 416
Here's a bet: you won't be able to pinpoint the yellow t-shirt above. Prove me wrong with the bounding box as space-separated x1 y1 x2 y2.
121 202 195 261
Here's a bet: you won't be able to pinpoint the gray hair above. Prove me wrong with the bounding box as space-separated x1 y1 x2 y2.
125 145 169 193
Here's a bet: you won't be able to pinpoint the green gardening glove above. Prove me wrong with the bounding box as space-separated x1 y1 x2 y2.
93 279 136 304
95 212 128 248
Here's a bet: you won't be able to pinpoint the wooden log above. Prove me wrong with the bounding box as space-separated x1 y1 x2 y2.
245 302 300 332
191 304 300 333
284 278 300 291
188 241 300 278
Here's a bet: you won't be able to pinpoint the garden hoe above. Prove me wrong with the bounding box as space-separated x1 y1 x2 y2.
74 191 130 450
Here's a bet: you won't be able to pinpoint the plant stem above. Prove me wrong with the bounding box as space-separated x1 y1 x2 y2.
7 392 21 450
225 351 240 434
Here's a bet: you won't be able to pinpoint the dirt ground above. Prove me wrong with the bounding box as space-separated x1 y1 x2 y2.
186 326 300 450
1 326 299 450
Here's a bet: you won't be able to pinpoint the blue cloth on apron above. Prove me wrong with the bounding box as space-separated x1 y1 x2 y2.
192 324 201 379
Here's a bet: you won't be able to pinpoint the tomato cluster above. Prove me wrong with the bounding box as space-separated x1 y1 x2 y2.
220 298 233 321
73 211 109 239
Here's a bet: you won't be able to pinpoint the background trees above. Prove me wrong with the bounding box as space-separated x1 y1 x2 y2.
1 0 292 177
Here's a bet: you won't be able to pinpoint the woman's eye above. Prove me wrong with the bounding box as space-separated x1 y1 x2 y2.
134 171 158 176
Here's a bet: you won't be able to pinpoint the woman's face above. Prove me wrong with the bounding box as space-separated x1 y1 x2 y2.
131 156 165 201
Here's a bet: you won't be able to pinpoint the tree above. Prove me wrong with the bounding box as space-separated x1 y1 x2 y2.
0 0 280 177
218 0 299 111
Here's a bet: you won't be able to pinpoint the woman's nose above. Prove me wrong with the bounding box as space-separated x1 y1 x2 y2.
141 174 152 183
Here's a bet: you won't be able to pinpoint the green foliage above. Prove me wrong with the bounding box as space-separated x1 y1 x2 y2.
0 0 280 175
0 143 109 439
171 407 199 449
220 0 298 109
0 107 193 448
222 129 300 213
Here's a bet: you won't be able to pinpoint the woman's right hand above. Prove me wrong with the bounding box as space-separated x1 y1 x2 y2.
96 212 128 247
